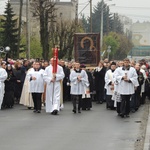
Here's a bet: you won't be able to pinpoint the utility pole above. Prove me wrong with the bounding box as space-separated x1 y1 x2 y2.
75 0 78 31
26 0 30 59
90 0 92 32
17 0 23 58
100 0 104 60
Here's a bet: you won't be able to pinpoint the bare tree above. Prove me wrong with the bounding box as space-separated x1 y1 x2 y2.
30 0 56 60
52 20 79 60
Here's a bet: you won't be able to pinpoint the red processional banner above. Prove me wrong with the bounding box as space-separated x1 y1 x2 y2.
52 47 58 74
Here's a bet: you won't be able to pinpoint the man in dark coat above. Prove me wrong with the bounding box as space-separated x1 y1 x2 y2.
59 60 71 101
93 60 106 104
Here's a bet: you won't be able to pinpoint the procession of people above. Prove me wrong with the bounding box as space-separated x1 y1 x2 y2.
0 56 150 118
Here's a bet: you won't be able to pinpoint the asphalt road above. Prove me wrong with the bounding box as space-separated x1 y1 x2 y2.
0 102 147 150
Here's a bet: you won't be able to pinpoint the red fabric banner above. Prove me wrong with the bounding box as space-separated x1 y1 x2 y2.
52 47 58 74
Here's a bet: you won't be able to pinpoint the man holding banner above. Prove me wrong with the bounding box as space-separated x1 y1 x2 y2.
43 48 64 115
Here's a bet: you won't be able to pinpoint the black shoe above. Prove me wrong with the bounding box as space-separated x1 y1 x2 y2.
120 114 124 118
54 110 58 115
37 110 41 113
51 111 54 115
126 114 130 117
100 101 103 104
72 109 76 113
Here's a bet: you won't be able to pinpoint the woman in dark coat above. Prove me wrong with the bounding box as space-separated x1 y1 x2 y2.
13 61 23 103
93 60 106 104
2 64 16 108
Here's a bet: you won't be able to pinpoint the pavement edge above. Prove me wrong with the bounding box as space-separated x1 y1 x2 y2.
144 100 150 150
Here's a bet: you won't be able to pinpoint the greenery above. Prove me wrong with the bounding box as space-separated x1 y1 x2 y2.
30 0 57 60
20 35 42 59
81 1 132 60
103 32 133 60
50 20 84 60
81 1 124 34
0 2 18 58
0 1 132 60
0 19 3 45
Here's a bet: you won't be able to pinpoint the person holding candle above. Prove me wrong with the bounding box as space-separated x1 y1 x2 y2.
27 61 45 113
70 62 89 114
43 58 64 115
115 58 139 118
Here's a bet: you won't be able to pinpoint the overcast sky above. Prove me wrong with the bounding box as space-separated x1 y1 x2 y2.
0 0 150 22
74 0 150 22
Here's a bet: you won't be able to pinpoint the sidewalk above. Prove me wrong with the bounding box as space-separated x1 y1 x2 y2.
144 101 150 150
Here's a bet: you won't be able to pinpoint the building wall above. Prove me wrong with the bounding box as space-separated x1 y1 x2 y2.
9 0 76 36
10 0 76 21
132 22 150 46
119 15 132 38
55 2 76 21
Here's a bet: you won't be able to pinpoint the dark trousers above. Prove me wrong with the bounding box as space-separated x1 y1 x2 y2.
141 92 146 104
71 95 82 111
130 94 136 111
32 93 42 111
96 90 104 103
63 83 70 101
116 102 121 114
120 95 131 115
106 95 114 109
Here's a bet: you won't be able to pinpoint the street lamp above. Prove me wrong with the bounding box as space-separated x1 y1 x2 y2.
0 46 10 53
100 0 114 59
0 46 10 63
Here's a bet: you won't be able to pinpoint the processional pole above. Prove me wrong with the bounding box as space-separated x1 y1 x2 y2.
52 47 58 105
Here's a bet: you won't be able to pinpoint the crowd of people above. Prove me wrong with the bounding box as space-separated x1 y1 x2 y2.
0 57 150 117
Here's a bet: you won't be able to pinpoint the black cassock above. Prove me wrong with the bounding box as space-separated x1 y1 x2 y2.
93 67 106 103
2 68 16 108
13 68 23 102
82 70 94 110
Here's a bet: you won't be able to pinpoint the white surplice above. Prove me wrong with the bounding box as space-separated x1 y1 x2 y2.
0 67 7 109
27 68 45 93
115 66 139 95
43 65 64 113
105 69 115 95
70 69 89 95
112 67 122 107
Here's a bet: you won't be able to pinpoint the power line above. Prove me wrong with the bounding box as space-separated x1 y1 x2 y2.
78 1 90 16
112 6 150 10
79 1 89 5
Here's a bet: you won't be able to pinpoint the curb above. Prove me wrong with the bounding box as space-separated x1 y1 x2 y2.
144 101 150 150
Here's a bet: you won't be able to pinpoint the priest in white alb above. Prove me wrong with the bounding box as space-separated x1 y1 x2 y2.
43 58 64 115
0 61 8 109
